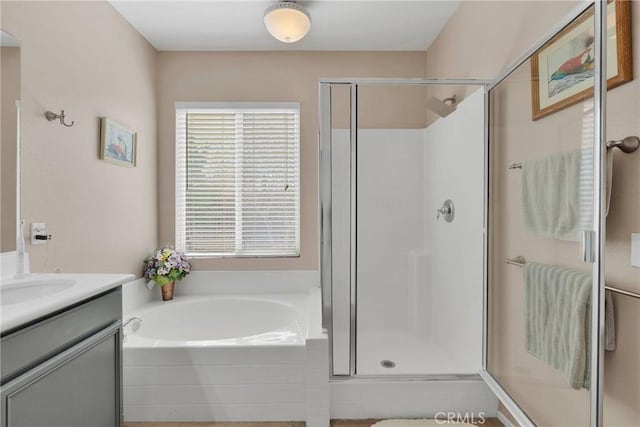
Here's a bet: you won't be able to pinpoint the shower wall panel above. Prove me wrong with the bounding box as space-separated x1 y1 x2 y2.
422 88 484 373
356 129 427 334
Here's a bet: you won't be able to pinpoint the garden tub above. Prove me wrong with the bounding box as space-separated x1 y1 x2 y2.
122 286 327 426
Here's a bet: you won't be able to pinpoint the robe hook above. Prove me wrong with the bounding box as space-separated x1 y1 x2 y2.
45 110 74 127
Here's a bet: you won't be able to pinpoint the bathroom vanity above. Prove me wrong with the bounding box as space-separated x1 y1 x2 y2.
0 273 132 427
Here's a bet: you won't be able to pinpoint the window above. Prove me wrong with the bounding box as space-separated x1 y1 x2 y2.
175 103 300 257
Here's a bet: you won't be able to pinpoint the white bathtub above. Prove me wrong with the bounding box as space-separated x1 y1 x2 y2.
122 276 328 426
126 295 308 346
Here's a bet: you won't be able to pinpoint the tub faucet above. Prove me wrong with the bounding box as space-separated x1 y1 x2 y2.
122 316 142 343
123 316 142 332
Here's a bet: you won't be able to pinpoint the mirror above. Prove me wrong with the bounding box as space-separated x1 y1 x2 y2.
1 30 20 252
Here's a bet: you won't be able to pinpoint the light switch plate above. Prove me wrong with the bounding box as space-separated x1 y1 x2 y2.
631 233 640 268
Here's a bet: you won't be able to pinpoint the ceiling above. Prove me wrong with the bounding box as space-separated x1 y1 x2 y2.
110 1 460 51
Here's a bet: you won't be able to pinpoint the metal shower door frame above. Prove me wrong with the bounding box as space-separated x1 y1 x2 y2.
479 1 607 426
318 77 491 381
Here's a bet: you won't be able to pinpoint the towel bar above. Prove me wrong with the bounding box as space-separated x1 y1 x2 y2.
507 136 639 170
503 256 640 300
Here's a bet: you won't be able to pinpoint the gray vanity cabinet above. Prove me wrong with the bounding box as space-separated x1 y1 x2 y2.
0 288 122 427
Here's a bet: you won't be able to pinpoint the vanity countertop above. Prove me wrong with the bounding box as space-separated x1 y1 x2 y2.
1 273 133 333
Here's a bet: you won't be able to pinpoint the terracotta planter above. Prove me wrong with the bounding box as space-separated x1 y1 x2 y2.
160 281 175 301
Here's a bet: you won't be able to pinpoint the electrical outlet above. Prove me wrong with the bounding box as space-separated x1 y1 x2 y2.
31 222 47 245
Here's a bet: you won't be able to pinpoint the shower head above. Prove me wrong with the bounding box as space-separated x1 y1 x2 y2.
427 95 458 118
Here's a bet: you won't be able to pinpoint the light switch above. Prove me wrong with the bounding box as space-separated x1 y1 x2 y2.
631 233 640 268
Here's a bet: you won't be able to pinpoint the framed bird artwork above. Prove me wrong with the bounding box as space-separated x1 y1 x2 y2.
530 0 632 120
100 117 137 167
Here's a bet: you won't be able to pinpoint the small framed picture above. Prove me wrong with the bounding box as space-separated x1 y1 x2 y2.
530 0 632 120
100 117 137 167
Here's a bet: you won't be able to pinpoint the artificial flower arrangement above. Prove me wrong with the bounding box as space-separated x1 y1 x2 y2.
143 246 190 300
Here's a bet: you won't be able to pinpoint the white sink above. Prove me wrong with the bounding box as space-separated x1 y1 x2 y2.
1 279 76 306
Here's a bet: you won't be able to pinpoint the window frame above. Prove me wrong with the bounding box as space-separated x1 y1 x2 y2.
174 101 301 259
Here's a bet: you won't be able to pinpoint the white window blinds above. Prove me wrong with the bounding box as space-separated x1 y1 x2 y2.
175 103 300 257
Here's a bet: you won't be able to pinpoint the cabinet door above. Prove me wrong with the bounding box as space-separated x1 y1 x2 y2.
1 322 121 427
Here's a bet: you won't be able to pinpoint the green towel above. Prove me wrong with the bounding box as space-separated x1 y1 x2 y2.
524 262 592 390
522 151 581 241
522 149 613 241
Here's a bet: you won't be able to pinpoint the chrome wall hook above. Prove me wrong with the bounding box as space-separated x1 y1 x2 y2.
45 110 74 127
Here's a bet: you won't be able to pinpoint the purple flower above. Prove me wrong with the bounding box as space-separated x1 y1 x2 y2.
142 246 191 285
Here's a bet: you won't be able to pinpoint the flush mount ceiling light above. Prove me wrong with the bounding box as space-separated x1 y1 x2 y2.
264 1 311 43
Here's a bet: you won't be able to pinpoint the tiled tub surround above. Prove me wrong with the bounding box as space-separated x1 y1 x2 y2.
122 271 328 426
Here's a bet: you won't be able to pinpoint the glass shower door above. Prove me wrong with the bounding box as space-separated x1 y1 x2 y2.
484 2 607 426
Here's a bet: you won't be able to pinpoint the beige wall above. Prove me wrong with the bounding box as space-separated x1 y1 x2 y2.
1 46 20 252
426 1 581 79
1 1 157 274
157 51 427 270
427 1 640 426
